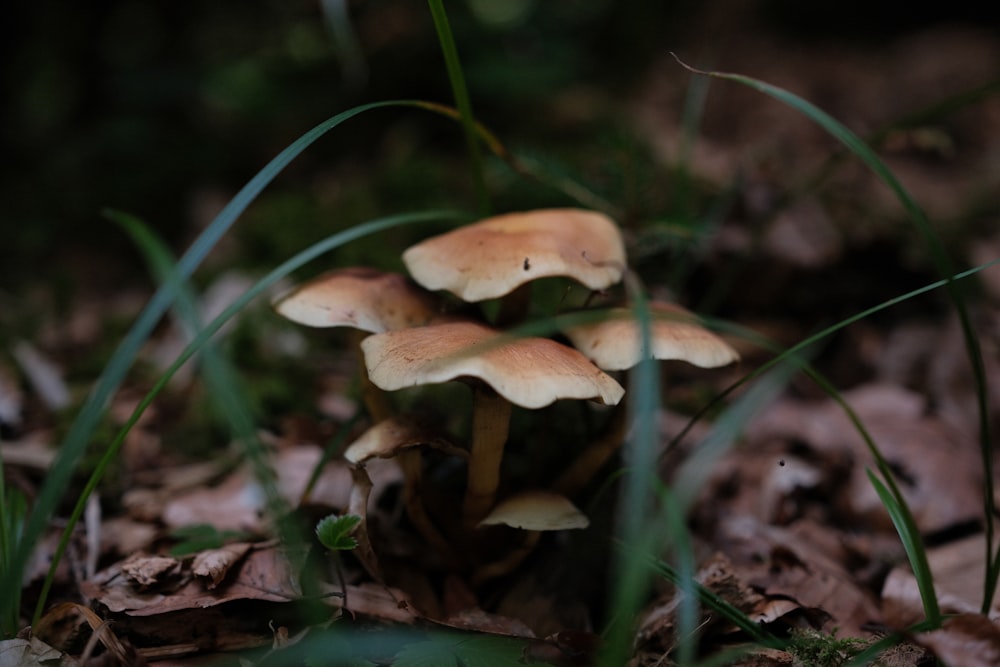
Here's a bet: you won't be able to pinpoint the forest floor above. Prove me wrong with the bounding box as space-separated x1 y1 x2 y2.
3 9 1000 667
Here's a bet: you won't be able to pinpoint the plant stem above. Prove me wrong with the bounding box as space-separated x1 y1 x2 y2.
427 0 489 214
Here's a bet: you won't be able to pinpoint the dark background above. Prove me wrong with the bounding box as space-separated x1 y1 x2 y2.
2 0 998 293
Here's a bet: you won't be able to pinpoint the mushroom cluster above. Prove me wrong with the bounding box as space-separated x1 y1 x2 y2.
274 208 738 578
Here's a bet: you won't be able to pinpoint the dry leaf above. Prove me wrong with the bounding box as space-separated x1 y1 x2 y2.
916 614 1000 667
883 532 1000 628
84 545 302 617
191 542 253 588
0 637 76 667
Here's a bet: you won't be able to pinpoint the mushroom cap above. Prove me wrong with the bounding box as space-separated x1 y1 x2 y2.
402 208 627 302
477 491 589 530
361 321 625 409
273 267 441 333
564 302 740 371
343 415 467 464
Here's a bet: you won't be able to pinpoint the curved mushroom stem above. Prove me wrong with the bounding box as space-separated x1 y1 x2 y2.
471 530 541 585
463 386 513 527
552 400 629 497
347 465 382 582
352 330 392 422
397 449 461 567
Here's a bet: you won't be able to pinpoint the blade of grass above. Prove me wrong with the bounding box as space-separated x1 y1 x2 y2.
673 55 992 615
601 275 660 665
1 99 449 600
0 449 26 638
112 213 293 538
32 211 305 625
672 258 999 456
648 554 780 647
868 471 940 624
662 266 1000 628
26 209 463 617
427 0 489 214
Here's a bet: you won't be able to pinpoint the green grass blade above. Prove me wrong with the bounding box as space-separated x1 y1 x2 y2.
33 208 462 612
427 0 489 213
648 555 780 647
31 211 303 625
0 448 26 638
867 471 941 625
675 56 993 612
0 98 457 600
671 258 998 455
601 278 660 665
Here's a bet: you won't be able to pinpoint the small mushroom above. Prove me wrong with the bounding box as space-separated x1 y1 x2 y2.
402 209 627 318
564 302 740 371
344 415 468 565
273 267 442 333
273 268 444 421
473 490 589 582
361 320 624 526
554 302 739 495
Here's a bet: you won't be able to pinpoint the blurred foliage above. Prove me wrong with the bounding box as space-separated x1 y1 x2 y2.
3 0 995 290
0 0 703 289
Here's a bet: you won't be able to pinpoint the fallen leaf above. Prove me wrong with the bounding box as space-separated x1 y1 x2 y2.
882 532 1000 629
84 545 302 616
121 554 183 591
0 637 76 667
191 542 253 588
916 613 1000 667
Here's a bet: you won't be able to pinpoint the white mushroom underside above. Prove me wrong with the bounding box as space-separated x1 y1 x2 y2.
478 490 589 530
361 321 624 409
565 304 740 371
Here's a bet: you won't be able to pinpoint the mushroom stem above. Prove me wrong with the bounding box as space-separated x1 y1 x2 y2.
352 329 392 422
471 531 541 585
347 465 382 582
553 400 629 497
397 449 461 567
463 386 513 527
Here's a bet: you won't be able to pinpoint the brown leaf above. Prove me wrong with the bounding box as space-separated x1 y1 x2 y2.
83 545 302 617
191 542 253 589
0 637 76 667
916 614 1000 667
883 532 1000 629
120 554 183 591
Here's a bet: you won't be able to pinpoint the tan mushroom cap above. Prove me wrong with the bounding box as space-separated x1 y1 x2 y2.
477 491 589 530
273 267 441 333
565 302 740 371
402 208 627 302
361 320 625 409
343 415 468 464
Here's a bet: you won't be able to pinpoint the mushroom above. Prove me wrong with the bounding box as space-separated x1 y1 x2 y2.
402 208 627 323
361 320 624 526
273 268 443 421
343 415 468 565
473 490 589 583
554 302 739 496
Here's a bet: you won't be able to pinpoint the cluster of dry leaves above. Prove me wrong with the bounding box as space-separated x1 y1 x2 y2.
3 19 1000 667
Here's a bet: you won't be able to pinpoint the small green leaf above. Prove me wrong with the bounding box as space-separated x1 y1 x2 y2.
316 514 361 551
168 524 252 557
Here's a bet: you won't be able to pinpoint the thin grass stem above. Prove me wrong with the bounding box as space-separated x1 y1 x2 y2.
427 0 489 214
